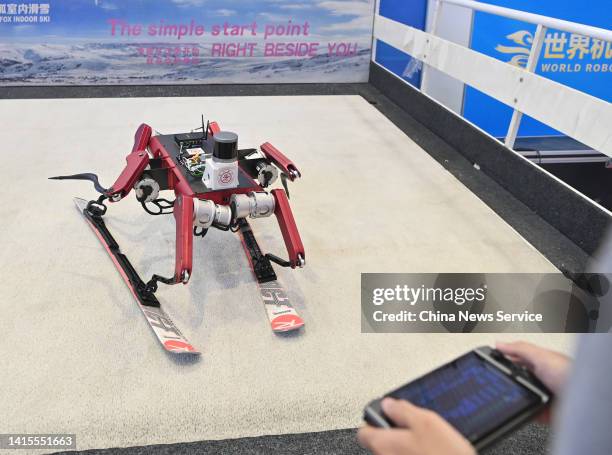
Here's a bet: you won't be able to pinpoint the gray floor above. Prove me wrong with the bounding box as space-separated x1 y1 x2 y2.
0 95 572 452
53 423 550 455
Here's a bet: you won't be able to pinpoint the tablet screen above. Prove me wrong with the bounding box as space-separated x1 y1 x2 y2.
389 352 542 441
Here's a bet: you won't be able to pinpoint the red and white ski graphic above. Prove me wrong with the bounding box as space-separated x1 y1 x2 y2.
138 305 198 354
236 218 304 333
258 280 304 332
74 197 199 355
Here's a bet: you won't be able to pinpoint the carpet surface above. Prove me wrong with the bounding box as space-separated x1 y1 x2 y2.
0 95 572 452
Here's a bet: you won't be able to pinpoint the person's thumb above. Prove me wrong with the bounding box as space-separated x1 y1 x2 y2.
381 397 423 428
496 341 539 368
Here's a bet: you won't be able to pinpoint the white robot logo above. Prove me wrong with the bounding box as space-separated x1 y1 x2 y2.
219 169 234 185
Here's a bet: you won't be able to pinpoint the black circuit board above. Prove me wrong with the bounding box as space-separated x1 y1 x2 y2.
156 134 258 195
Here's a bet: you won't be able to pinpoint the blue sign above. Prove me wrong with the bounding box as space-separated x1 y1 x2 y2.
375 0 428 87
463 0 612 138
0 0 375 85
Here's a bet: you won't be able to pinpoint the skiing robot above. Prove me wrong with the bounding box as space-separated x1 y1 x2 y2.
51 119 305 354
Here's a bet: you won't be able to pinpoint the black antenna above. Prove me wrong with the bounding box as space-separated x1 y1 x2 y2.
201 114 206 139
205 120 210 140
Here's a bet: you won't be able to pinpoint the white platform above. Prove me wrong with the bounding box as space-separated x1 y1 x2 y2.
0 95 573 452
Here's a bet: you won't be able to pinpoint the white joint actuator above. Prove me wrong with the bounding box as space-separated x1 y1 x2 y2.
134 178 160 202
256 161 279 187
231 192 275 219
193 199 232 229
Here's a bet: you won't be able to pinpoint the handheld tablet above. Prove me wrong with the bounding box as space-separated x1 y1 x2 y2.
363 346 552 451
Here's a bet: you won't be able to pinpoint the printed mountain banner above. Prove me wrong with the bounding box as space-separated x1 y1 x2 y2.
0 0 375 85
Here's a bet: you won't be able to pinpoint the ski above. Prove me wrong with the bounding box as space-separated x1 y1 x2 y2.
236 218 304 332
73 198 199 355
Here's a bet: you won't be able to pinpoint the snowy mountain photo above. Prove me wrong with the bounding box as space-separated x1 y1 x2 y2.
0 0 375 85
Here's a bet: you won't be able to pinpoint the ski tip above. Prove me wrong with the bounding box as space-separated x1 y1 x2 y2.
73 197 89 212
272 315 305 333
163 339 201 355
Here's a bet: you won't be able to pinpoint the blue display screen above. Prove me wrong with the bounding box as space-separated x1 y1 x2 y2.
390 353 540 440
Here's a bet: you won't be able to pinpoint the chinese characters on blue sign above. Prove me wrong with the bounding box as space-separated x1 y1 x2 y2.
464 0 611 138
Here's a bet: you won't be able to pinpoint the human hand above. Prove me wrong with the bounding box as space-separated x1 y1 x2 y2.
496 341 571 395
357 398 476 455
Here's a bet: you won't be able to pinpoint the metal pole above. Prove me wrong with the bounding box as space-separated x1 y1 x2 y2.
420 0 443 94
505 24 547 149
371 0 381 62
441 0 612 43
430 0 443 34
